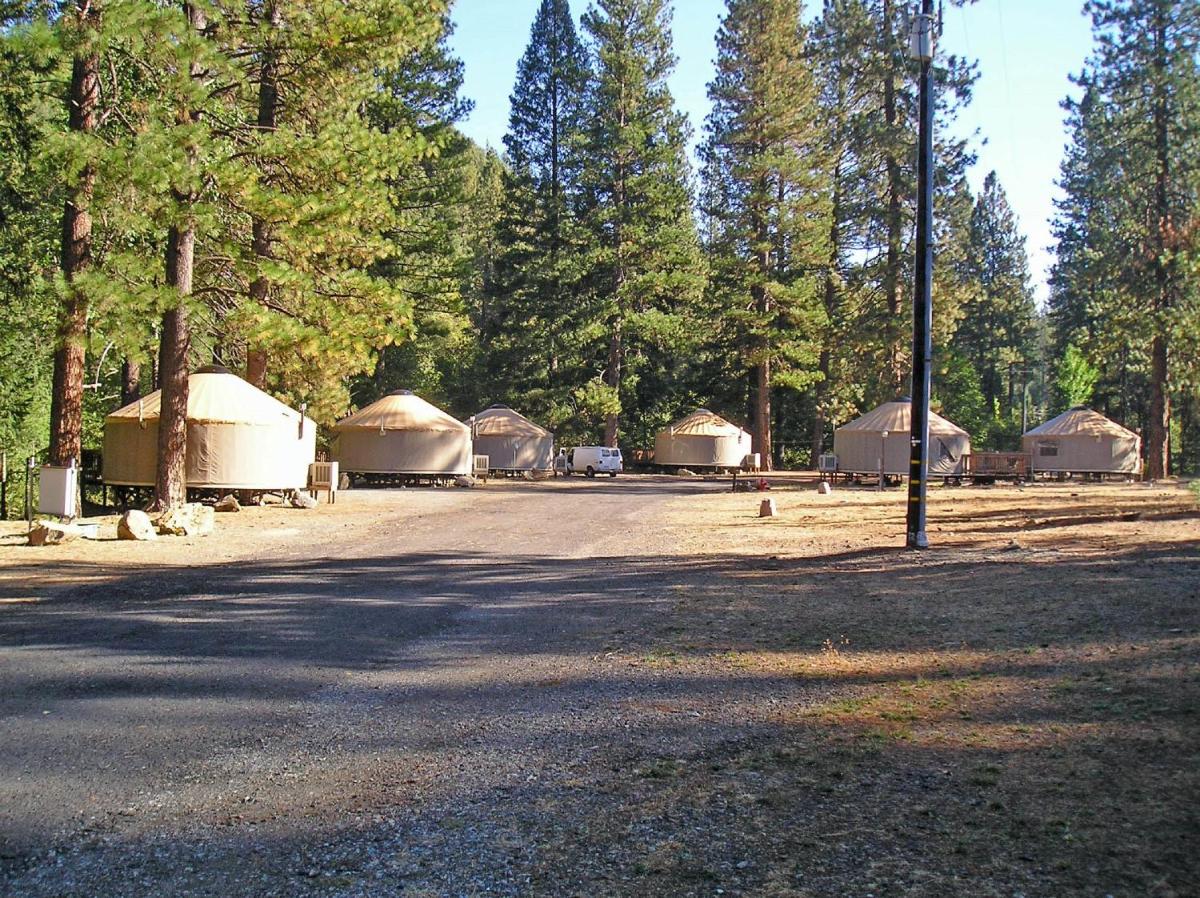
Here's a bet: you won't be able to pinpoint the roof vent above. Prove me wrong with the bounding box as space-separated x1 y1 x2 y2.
388 389 414 396
487 403 510 410
196 364 232 375
897 395 913 403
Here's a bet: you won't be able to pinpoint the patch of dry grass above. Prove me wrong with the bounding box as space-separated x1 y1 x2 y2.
609 481 1200 896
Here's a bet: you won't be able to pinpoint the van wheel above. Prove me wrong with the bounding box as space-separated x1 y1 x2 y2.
609 472 617 478
586 466 595 478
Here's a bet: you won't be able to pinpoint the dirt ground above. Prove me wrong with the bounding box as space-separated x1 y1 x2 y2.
1 475 1197 897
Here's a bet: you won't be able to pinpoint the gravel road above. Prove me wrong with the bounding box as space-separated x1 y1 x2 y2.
2 477 768 897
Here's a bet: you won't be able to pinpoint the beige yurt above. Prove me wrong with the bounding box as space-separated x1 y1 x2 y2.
102 365 316 490
332 390 472 476
654 408 751 469
1022 407 1141 475
833 398 970 476
470 405 554 472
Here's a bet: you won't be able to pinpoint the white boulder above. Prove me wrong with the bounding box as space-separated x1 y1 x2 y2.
117 510 157 541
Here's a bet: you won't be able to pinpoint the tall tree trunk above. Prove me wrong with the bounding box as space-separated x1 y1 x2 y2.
753 350 771 471
751 269 772 469
120 359 141 407
812 169 843 465
603 154 626 449
48 1 100 468
153 0 205 510
603 318 622 447
882 0 904 396
245 0 280 390
1146 7 1172 480
751 176 773 469
155 227 194 510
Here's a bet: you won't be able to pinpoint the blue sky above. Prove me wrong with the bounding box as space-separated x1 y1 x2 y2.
449 0 1097 303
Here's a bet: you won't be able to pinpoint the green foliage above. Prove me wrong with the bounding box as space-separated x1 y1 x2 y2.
1054 344 1100 412
953 172 1039 412
1050 0 1200 473
934 351 988 443
0 13 61 513
576 0 707 447
700 0 830 462
231 2 465 424
483 0 592 428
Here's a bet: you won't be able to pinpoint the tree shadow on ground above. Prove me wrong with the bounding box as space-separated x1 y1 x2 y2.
1 534 1197 896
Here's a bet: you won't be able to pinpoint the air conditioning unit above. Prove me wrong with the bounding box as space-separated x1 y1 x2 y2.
473 454 490 478
817 453 839 474
742 453 761 472
308 461 339 504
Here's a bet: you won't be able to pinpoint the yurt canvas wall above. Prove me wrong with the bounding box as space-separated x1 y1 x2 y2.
833 399 970 476
1022 408 1141 475
102 366 316 490
332 390 472 476
470 405 554 471
654 409 751 468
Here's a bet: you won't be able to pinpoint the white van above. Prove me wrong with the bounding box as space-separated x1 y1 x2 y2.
566 446 623 477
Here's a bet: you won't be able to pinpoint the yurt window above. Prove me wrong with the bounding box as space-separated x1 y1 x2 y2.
1037 440 1059 457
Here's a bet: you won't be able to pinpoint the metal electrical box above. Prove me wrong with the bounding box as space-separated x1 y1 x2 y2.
38 464 78 519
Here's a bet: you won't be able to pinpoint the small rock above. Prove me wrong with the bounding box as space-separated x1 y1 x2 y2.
290 492 318 509
759 498 777 518
156 503 215 537
454 475 479 488
816 482 833 495
214 494 241 513
28 521 83 546
676 468 695 477
117 510 157 541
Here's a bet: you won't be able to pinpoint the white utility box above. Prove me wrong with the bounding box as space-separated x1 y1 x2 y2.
38 463 78 519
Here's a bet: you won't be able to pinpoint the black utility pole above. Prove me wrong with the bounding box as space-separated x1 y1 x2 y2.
906 0 935 549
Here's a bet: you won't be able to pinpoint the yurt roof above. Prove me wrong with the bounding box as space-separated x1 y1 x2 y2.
663 408 747 438
836 399 967 437
334 390 469 433
105 366 310 426
471 405 552 438
1025 407 1138 439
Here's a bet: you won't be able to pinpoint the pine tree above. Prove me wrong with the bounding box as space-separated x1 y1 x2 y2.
46 0 100 470
954 172 1038 422
700 0 830 469
230 2 465 422
0 4 61 511
806 0 875 460
154 0 214 510
485 0 591 426
577 0 705 447
1051 0 1200 478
